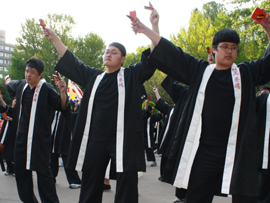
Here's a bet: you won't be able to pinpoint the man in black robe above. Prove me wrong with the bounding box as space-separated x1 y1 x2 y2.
131 12 270 202
256 85 270 203
0 96 16 176
142 100 162 167
50 108 82 188
43 8 158 203
6 57 68 203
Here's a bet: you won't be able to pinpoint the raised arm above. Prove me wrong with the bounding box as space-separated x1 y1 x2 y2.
55 79 67 110
254 10 270 44
150 8 160 52
132 18 161 48
144 99 149 111
43 28 67 57
153 86 161 101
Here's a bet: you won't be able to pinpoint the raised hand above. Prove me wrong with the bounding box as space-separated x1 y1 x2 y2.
150 9 159 26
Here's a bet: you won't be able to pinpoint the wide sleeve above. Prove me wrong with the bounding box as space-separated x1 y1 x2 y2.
155 98 172 116
241 45 270 86
55 49 103 88
127 49 156 84
144 37 208 85
161 76 188 103
6 80 21 97
47 83 69 112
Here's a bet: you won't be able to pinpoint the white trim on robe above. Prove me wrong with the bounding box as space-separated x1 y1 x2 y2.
25 79 46 170
159 108 174 149
0 121 9 144
262 94 270 169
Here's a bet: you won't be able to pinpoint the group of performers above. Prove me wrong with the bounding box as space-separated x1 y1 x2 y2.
0 4 270 203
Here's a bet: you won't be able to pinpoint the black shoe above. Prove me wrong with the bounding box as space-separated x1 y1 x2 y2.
103 184 111 190
158 176 164 181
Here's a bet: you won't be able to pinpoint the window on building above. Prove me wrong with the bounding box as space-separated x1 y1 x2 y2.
5 46 9 51
0 74 3 78
4 67 8 72
0 60 3 64
10 47 14 52
5 60 9 64
5 53 9 58
0 45 3 50
0 52 3 57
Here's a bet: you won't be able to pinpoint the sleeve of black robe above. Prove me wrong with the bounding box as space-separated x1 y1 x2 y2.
144 37 270 86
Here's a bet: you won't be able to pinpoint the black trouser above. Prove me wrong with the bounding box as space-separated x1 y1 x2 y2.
145 147 156 162
62 154 81 184
176 188 186 200
160 156 167 177
258 168 270 203
6 160 14 173
51 153 81 185
185 143 257 203
14 133 59 203
79 141 138 203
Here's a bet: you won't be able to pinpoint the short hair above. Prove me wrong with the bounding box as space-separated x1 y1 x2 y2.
26 57 44 75
109 42 126 56
148 106 153 112
260 85 270 92
212 28 240 48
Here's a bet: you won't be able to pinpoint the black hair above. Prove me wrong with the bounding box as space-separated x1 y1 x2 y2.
148 106 153 112
212 28 240 48
211 29 240 58
260 85 270 92
26 57 44 75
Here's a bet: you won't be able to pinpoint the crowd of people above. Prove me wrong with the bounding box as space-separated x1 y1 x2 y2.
0 4 270 203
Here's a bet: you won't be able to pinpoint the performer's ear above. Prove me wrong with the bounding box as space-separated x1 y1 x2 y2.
39 73 43 79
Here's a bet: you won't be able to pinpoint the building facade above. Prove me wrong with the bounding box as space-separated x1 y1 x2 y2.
0 30 15 79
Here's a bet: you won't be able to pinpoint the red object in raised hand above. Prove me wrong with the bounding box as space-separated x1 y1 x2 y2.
129 11 136 23
147 96 152 101
251 8 266 22
55 71 62 80
39 19 46 28
206 47 211 54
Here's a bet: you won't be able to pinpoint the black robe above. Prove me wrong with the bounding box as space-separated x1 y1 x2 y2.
256 92 270 169
55 49 155 172
144 37 270 196
142 110 163 148
0 105 15 162
157 77 189 157
7 79 67 173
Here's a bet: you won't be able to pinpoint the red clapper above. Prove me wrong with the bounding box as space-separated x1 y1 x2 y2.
251 8 266 22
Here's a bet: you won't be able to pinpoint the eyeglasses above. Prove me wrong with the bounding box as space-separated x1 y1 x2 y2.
218 45 239 53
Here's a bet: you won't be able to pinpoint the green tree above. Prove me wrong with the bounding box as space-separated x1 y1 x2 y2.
73 33 105 69
124 45 173 104
8 13 105 84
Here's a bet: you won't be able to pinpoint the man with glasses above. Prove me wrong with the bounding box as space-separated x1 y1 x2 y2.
131 11 270 203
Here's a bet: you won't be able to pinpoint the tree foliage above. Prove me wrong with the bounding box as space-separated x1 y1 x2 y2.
9 13 105 83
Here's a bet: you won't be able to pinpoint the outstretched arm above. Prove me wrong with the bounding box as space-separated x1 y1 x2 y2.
254 10 270 43
150 8 160 52
131 18 161 48
144 99 149 111
153 86 161 101
43 28 67 57
55 79 67 110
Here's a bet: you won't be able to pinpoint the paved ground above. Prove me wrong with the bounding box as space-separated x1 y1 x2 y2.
0 155 231 203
